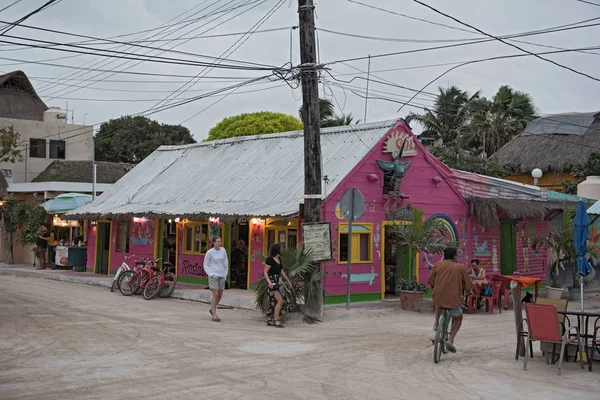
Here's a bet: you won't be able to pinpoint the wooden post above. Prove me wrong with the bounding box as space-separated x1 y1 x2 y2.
298 0 323 319
511 281 525 359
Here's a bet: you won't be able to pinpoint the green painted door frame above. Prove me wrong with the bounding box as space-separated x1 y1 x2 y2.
500 222 516 275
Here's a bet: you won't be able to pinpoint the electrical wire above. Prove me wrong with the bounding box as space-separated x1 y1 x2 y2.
0 0 23 14
412 0 600 83
0 0 59 37
145 0 285 117
323 21 600 65
576 0 600 6
41 0 260 100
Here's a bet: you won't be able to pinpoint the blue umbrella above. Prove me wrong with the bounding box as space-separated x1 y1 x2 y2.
574 200 592 311
41 193 93 214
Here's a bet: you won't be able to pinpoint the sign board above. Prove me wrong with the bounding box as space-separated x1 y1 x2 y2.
340 188 365 222
55 246 69 267
302 222 332 262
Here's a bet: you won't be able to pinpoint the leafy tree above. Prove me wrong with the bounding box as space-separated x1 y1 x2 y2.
463 85 536 157
573 152 600 179
406 86 480 145
561 181 578 195
206 112 303 141
96 116 195 163
0 125 23 163
0 201 46 264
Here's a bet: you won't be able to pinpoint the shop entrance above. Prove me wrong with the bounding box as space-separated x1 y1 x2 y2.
95 222 111 274
381 223 410 300
162 220 177 274
230 219 249 289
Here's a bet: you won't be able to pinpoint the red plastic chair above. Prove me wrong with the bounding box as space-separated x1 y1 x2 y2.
466 284 481 314
482 281 503 314
523 303 584 375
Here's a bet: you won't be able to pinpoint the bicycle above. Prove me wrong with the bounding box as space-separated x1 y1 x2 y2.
118 258 161 296
110 254 145 292
433 308 453 364
143 261 177 300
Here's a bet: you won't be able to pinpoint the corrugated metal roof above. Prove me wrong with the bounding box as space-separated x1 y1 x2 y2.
449 169 546 201
546 190 596 204
68 120 398 219
524 111 598 136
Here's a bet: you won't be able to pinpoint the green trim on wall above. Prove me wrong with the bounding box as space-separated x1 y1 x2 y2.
249 284 258 290
178 276 208 285
324 292 380 305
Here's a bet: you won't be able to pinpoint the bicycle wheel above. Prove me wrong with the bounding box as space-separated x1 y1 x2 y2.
441 317 450 354
143 276 162 300
434 313 446 364
119 271 138 296
134 270 150 295
159 273 176 298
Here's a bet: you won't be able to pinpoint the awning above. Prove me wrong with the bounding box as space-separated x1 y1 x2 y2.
468 197 564 229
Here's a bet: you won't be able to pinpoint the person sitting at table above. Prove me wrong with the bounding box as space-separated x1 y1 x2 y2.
468 259 486 280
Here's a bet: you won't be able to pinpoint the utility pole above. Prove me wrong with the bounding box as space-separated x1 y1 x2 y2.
92 134 96 200
298 0 323 318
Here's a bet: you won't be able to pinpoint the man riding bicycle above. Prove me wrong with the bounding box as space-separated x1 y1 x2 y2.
428 247 473 353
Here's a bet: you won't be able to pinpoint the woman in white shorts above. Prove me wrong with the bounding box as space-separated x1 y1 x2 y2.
204 236 228 322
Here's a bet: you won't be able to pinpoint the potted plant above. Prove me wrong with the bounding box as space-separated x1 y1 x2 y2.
254 246 325 322
396 279 429 311
390 208 451 312
532 202 574 299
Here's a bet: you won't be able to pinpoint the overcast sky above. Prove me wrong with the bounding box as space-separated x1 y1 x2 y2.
2 0 599 140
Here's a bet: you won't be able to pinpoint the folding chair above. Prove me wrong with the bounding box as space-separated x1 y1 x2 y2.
523 303 585 375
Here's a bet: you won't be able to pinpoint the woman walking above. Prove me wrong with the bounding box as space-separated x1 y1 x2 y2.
263 244 291 328
204 236 228 322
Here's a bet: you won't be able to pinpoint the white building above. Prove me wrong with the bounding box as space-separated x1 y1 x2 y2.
0 70 93 185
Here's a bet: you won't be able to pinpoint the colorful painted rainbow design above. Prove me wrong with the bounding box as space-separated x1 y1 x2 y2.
424 214 459 268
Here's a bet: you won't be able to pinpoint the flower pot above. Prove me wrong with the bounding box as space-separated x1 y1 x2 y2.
399 290 424 312
545 286 563 299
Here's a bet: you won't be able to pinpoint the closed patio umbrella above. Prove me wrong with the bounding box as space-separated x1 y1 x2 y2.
574 200 592 312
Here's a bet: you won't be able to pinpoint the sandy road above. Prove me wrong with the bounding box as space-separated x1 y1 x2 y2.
0 276 599 400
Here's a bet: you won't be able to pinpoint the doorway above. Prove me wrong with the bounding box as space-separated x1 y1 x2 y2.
500 222 516 275
231 220 249 289
382 224 412 300
95 222 111 275
162 220 176 274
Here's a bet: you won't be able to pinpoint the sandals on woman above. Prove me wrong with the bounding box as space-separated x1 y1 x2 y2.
273 319 284 328
209 310 220 322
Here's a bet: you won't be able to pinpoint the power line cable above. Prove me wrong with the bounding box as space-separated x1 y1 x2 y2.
41 0 253 100
323 21 600 65
145 0 283 116
32 0 217 95
412 0 600 83
575 0 600 6
0 0 59 36
0 0 23 14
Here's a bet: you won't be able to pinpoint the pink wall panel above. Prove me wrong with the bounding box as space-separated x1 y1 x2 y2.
109 218 155 274
86 221 96 271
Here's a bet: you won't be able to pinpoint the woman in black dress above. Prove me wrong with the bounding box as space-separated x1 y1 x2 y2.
263 244 291 327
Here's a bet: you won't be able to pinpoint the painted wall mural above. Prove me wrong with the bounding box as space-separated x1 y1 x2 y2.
341 266 379 286
424 214 460 270
131 218 155 246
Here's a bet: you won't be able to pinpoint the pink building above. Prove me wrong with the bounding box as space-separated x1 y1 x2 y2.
69 120 561 304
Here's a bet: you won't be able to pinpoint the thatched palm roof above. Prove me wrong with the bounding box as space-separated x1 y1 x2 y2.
32 161 135 184
0 70 48 121
469 197 564 229
490 112 600 173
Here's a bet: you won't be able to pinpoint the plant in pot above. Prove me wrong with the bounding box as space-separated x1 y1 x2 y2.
390 208 451 312
532 202 575 299
254 246 325 323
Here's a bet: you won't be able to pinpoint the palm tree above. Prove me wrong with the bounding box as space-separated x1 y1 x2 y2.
254 246 324 321
532 203 575 289
391 208 453 283
406 86 480 146
464 85 536 157
321 112 360 128
300 99 358 127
